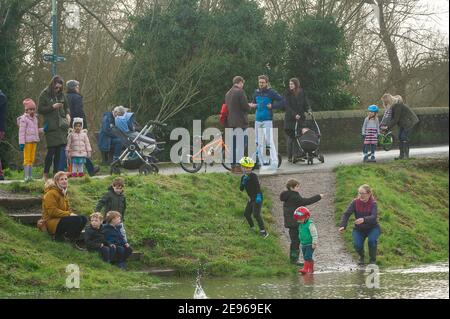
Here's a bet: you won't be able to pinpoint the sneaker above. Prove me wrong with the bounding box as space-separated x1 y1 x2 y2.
260 230 269 239
78 172 85 177
72 240 87 251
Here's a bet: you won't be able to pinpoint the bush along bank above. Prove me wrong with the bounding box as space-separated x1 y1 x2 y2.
0 173 292 295
334 158 449 268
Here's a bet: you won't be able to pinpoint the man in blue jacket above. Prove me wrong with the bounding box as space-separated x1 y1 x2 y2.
251 75 284 169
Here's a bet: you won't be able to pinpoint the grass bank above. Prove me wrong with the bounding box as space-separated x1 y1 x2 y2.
334 158 449 267
0 173 291 295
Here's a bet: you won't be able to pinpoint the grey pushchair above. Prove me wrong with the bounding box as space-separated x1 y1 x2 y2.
110 118 166 175
293 112 325 165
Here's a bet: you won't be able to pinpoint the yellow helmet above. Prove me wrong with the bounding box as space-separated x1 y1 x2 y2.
239 156 255 168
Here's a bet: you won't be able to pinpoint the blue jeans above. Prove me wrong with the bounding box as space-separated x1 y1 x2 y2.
301 244 315 261
363 144 376 158
352 226 380 252
111 137 123 160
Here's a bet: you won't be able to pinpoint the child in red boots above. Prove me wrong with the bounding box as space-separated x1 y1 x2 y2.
293 206 318 274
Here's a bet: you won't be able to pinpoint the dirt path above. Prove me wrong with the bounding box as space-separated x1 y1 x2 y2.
260 169 357 272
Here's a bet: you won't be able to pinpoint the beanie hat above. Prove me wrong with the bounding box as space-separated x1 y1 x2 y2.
23 98 36 110
66 80 80 91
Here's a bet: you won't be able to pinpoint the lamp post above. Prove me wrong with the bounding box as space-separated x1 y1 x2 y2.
51 0 58 76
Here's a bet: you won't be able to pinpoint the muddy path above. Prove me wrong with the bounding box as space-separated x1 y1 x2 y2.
260 169 357 272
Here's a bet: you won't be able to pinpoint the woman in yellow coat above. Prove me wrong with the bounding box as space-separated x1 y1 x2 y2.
41 171 87 241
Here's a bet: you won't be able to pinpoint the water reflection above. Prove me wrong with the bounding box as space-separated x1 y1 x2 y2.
5 262 448 299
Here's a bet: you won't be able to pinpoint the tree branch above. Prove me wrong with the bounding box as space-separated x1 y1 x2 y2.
74 0 124 48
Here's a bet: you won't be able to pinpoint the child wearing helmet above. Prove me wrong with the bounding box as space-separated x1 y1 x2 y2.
293 206 318 274
361 105 380 162
239 156 269 238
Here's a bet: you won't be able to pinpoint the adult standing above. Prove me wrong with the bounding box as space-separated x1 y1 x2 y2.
383 96 419 160
66 80 99 175
38 75 70 181
338 184 380 265
225 76 254 173
98 108 122 164
251 75 285 169
0 89 7 180
283 78 310 162
41 171 87 247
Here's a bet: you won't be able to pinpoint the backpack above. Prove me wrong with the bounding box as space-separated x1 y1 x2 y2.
219 103 228 127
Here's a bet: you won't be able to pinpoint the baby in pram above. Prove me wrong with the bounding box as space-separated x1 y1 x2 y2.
113 106 156 146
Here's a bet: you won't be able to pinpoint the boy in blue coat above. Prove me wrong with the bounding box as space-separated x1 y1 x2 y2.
102 211 133 270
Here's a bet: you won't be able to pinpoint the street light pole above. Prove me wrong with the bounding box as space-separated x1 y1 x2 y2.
51 0 58 76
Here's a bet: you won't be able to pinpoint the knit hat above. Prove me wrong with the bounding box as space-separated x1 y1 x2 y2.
72 117 84 129
66 80 80 91
23 98 36 110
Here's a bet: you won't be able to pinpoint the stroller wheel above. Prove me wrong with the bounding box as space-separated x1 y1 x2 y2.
139 163 158 175
318 154 325 163
110 166 121 175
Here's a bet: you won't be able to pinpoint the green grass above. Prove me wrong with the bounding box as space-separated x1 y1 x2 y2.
0 173 291 295
334 158 449 268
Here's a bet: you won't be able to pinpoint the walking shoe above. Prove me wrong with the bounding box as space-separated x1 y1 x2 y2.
0 175 4 181
71 172 77 178
72 240 87 251
260 230 269 239
78 172 85 177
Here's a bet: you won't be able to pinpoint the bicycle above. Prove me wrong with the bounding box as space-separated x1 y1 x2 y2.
378 128 394 151
178 132 232 173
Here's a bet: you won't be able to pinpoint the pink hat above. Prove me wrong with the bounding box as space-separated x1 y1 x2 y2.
23 98 36 110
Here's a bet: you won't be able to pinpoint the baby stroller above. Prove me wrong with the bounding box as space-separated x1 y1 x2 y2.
110 118 166 175
293 112 325 165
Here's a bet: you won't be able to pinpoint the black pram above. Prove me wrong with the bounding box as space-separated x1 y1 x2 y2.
293 112 325 165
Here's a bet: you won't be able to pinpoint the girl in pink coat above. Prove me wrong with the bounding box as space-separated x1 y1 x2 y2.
66 117 92 177
17 98 43 181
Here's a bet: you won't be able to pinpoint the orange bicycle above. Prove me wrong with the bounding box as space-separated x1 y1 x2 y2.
178 132 232 173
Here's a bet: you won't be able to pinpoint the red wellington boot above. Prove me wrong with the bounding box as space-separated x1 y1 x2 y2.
298 261 310 274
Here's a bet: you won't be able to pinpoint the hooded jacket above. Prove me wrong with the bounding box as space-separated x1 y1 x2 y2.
95 186 127 220
41 181 71 234
84 224 107 251
280 190 321 228
66 118 92 158
17 113 40 144
252 87 285 122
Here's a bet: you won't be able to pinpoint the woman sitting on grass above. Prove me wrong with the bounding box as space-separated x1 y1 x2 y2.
41 171 87 249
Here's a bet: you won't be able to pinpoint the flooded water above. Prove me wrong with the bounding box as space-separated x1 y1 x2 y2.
10 262 448 299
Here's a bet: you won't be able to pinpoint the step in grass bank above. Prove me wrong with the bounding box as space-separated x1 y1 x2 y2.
334 158 449 268
0 173 291 296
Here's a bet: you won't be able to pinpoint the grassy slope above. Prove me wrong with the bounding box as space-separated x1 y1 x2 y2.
0 173 291 295
334 158 449 267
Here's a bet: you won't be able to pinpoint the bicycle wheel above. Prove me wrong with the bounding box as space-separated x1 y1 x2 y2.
221 144 232 171
179 146 203 173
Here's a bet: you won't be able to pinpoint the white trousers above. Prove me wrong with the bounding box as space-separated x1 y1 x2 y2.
255 120 278 167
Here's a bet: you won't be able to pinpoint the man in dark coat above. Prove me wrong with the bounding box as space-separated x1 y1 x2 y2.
385 101 419 159
225 76 254 173
0 89 7 180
